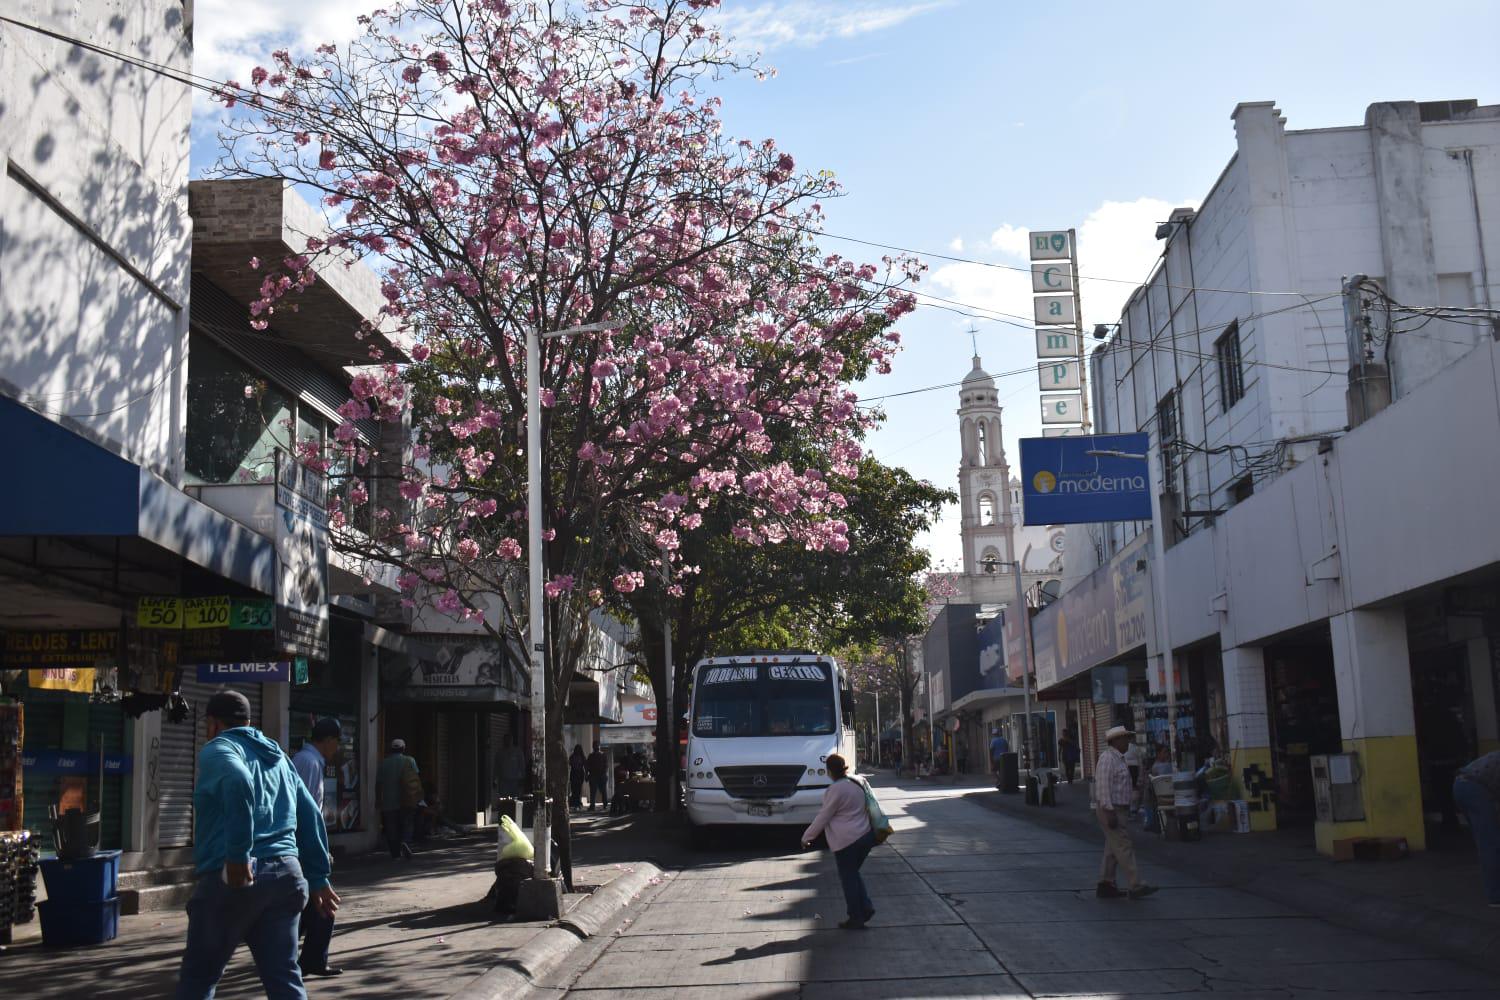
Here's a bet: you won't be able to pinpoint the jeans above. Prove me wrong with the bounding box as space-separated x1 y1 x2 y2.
833 829 877 920
175 856 309 1000
298 898 335 972
1454 777 1500 904
588 776 608 808
382 808 414 858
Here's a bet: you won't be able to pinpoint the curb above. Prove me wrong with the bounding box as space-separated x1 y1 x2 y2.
967 788 1500 977
447 862 663 1000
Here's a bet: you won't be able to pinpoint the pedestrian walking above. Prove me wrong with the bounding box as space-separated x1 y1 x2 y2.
1058 727 1080 783
376 739 420 859
569 746 587 809
1453 749 1500 907
1092 725 1157 901
586 744 609 811
176 690 339 1000
800 754 877 930
989 728 1010 777
290 717 343 979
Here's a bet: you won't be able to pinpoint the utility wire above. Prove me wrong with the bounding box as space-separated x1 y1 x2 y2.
0 13 1373 303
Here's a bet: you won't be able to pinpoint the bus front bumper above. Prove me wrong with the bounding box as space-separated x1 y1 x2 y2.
684 788 826 827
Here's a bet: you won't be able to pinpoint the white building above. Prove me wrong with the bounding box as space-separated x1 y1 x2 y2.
1046 99 1500 854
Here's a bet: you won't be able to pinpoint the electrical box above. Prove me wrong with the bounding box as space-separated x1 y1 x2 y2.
1310 753 1365 823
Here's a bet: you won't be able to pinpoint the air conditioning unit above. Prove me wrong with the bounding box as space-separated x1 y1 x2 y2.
1311 753 1364 823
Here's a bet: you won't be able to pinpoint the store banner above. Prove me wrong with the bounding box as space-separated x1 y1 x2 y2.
274 452 330 660
5 631 118 696
1019 433 1152 525
1030 532 1154 691
196 662 292 683
22 750 134 775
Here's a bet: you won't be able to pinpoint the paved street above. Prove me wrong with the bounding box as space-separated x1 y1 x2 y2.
548 776 1497 1000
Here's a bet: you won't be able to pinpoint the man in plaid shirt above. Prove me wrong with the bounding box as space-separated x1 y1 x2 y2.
1093 725 1157 900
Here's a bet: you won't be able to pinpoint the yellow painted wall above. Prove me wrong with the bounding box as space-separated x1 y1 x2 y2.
1229 745 1278 831
1313 736 1426 856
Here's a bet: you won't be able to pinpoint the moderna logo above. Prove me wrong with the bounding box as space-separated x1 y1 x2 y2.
1033 469 1146 496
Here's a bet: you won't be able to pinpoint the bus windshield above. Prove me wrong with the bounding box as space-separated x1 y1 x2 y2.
692 663 835 738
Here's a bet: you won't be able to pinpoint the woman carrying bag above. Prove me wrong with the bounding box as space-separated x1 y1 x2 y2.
801 754 891 929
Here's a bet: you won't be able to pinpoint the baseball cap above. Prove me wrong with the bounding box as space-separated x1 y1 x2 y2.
389 738 407 752
205 689 252 725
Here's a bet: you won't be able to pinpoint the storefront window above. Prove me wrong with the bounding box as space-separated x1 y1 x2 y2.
289 616 364 833
184 334 293 485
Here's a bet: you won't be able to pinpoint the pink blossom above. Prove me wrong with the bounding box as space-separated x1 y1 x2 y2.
496 538 522 560
544 575 575 598
455 538 481 562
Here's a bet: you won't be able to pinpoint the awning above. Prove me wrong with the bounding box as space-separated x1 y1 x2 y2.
944 686 1028 717
1 395 274 594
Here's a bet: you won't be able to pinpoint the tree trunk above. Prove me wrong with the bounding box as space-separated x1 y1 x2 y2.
640 621 678 813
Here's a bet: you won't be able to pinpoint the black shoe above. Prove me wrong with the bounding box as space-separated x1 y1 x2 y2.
837 917 868 930
1096 881 1124 899
400 842 414 859
301 966 343 978
863 907 876 922
1127 884 1158 899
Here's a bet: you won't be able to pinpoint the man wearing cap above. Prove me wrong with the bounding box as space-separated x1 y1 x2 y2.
1092 725 1157 900
177 690 340 1000
291 718 344 978
375 739 420 859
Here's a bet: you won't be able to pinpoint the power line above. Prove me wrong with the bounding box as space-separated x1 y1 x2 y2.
0 13 1360 304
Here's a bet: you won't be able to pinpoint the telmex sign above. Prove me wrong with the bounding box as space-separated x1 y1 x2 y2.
1019 433 1152 525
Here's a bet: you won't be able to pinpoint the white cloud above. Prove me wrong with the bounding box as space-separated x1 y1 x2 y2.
194 0 371 85
934 197 1191 331
987 224 1029 259
948 237 964 253
713 1 952 53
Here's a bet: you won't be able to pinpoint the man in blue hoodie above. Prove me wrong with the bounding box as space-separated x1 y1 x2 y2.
176 690 340 1000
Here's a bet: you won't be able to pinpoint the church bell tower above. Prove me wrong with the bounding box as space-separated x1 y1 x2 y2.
956 355 1017 576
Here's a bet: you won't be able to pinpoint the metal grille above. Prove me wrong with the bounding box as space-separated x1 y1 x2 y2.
157 679 264 848
713 765 806 800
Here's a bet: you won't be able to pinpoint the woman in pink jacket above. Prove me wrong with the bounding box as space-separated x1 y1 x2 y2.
801 754 876 929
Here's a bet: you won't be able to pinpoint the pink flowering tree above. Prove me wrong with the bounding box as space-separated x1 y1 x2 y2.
212 0 918 846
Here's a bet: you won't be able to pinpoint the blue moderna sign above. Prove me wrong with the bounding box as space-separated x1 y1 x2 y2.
1019 433 1152 525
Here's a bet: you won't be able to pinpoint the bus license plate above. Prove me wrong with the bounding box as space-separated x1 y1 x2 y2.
747 803 773 817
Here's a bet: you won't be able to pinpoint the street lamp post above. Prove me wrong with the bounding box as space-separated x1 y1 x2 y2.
523 319 617 904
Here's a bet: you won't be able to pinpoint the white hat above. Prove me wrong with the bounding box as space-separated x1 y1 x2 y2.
1104 725 1134 742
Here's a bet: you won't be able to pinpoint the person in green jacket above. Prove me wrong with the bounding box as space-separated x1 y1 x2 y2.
176 689 339 1000
376 739 421 859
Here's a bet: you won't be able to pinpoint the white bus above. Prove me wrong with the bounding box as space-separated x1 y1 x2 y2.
683 651 856 839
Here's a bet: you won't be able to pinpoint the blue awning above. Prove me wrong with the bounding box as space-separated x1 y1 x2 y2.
1 395 275 594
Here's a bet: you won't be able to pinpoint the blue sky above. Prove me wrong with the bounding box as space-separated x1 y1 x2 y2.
191 0 1500 565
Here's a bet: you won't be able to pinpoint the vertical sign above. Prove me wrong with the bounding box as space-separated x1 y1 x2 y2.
1029 229 1088 434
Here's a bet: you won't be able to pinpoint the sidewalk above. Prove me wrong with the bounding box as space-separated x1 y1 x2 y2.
971 774 1500 976
0 819 655 999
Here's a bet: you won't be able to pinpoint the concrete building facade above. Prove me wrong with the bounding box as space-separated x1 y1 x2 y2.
1053 98 1500 853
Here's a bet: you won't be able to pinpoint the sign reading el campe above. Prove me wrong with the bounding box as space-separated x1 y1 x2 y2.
1029 229 1084 432
1019 432 1151 525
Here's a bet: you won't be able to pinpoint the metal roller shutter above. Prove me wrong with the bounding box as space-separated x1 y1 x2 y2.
155 679 264 848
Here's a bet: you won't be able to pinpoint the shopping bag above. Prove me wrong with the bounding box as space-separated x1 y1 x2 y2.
855 776 894 845
498 814 534 861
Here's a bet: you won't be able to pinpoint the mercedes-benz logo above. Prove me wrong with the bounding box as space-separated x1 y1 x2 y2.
752 774 768 787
